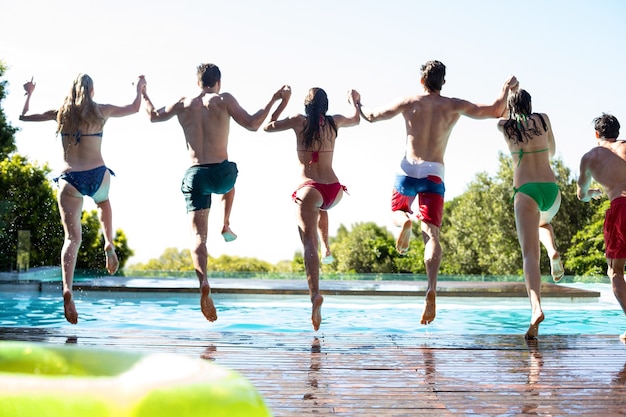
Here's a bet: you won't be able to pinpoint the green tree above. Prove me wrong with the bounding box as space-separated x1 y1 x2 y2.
128 247 195 272
127 248 275 273
209 254 275 272
331 222 422 273
564 199 608 276
441 155 519 275
0 155 64 270
0 61 17 160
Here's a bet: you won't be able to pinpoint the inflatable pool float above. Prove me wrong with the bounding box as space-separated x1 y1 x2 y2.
0 341 271 417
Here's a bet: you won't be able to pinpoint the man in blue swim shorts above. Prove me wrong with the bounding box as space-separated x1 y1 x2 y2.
359 60 518 325
142 63 289 322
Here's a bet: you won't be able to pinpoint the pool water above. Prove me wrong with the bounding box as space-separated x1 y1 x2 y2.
0 283 622 335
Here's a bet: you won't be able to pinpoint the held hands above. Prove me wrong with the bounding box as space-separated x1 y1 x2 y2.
348 89 360 106
274 85 291 102
135 75 147 95
23 76 36 96
506 75 519 92
269 85 291 122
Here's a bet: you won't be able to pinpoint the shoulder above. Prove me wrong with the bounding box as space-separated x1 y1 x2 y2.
446 96 476 111
581 146 604 163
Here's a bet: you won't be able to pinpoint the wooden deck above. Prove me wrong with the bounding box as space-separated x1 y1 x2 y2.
2 327 626 416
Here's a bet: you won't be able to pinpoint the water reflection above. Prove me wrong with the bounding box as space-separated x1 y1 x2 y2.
304 337 322 400
521 339 544 415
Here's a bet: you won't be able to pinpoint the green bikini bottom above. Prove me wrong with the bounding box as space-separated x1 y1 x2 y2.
512 182 560 211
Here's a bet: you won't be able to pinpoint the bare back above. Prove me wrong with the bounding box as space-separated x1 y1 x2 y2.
60 123 106 172
176 93 231 165
294 116 339 184
497 113 557 187
367 87 507 164
401 94 466 163
581 141 626 201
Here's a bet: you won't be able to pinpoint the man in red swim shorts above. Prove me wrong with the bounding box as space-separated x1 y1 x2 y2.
578 113 626 340
358 60 517 325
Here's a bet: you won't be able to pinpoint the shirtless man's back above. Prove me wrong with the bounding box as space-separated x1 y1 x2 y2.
359 60 517 325
142 63 288 322
578 113 626 340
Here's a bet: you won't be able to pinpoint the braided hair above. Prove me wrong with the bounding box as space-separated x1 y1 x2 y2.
302 88 337 151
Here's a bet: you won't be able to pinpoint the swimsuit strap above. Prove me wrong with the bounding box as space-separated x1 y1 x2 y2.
61 131 104 144
297 149 333 165
511 147 549 168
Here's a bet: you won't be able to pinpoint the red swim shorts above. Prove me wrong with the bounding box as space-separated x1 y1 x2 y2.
604 196 626 259
391 190 444 228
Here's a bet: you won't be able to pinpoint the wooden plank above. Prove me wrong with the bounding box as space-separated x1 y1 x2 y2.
1 328 626 416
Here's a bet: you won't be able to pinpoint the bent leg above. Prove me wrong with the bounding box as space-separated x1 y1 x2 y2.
420 221 441 325
539 192 563 281
57 183 84 324
95 199 119 275
515 194 544 339
189 208 217 322
221 188 237 242
539 223 563 282
93 172 117 274
295 187 324 331
318 210 333 264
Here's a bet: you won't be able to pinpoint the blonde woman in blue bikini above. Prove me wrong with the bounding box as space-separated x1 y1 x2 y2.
497 88 564 340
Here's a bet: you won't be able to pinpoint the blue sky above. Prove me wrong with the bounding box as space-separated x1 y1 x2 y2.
2 0 625 265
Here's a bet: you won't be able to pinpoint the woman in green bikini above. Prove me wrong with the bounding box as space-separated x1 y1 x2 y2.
497 88 564 340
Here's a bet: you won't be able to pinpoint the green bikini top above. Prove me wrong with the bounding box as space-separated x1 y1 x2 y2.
511 147 549 168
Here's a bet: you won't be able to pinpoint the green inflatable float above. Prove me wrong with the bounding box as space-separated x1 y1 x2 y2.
0 341 271 417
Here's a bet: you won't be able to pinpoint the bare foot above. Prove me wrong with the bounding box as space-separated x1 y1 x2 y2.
104 245 119 275
221 226 237 242
620 332 626 343
525 311 545 340
396 218 412 255
63 290 78 324
421 289 436 324
200 283 217 322
550 254 564 282
311 294 324 331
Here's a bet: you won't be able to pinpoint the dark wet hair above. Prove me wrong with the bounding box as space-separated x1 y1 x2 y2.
197 63 221 88
420 60 446 92
503 89 547 146
593 113 620 139
302 88 337 151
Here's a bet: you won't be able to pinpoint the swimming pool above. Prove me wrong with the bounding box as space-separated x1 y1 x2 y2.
0 282 622 335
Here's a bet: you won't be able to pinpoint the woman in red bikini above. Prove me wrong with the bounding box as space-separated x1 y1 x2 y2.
264 86 360 331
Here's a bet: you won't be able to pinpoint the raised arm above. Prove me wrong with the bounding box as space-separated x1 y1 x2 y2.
458 75 518 119
19 77 57 122
357 94 405 124
98 75 147 119
332 89 361 128
268 85 292 123
142 85 183 123
227 85 290 131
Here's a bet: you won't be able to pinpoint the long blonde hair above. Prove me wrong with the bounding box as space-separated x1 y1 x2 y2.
56 74 104 136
